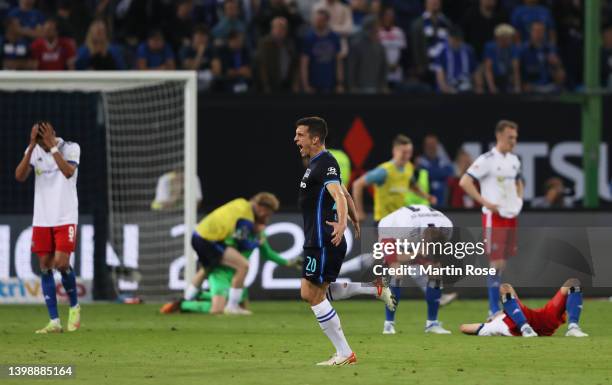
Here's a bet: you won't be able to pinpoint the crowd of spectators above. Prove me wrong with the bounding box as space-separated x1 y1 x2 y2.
1 0 612 94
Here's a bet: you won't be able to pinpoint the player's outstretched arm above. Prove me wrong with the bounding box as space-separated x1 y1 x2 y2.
326 182 348 246
39 122 77 179
459 323 482 335
15 123 39 182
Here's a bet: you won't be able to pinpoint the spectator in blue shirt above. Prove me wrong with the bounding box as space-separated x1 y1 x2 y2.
300 8 343 93
484 23 521 93
212 30 252 93
212 0 246 45
75 20 126 70
416 134 454 208
602 25 612 90
181 25 216 90
193 0 220 28
137 29 176 70
511 0 556 44
1 16 33 69
411 0 452 87
8 0 44 40
519 21 565 93
434 27 478 94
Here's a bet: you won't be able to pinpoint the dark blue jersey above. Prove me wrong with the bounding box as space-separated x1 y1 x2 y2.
298 150 344 249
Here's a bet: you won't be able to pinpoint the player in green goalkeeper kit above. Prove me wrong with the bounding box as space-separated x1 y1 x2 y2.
160 229 299 314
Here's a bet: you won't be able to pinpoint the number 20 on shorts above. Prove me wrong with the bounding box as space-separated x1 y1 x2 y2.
305 256 317 273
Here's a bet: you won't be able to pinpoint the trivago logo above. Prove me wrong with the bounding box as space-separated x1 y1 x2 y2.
0 278 92 304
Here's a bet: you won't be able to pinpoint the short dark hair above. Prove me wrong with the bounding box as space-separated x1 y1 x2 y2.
45 16 59 26
227 29 242 40
495 120 518 134
392 134 412 147
296 116 328 143
193 24 209 37
148 28 164 40
316 8 330 19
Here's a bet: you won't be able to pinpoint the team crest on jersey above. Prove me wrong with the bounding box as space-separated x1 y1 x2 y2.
326 167 337 176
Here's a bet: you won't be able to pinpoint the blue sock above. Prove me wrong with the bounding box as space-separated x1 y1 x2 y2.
502 294 527 329
41 270 59 320
487 274 501 314
566 288 582 324
385 286 401 322
60 267 78 307
425 282 441 321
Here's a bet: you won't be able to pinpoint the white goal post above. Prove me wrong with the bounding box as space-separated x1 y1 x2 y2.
0 71 198 299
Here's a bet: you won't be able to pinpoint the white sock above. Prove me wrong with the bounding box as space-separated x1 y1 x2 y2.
184 283 199 300
311 299 352 357
51 318 60 324
568 322 579 329
227 288 243 308
326 282 377 301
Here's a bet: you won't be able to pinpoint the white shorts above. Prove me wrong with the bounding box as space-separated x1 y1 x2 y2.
477 314 512 337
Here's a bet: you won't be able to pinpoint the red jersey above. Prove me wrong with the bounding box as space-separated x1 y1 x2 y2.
503 290 568 336
31 37 76 70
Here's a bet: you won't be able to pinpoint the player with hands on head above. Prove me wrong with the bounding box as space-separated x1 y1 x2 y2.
15 121 81 334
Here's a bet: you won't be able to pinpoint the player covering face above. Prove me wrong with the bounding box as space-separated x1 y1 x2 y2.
460 278 588 337
15 121 81 334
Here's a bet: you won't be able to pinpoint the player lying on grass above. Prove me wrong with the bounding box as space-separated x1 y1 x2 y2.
460 278 588 337
188 192 279 315
161 225 299 314
377 204 455 335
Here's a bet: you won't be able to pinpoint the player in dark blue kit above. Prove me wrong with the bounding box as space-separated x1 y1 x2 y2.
294 116 358 366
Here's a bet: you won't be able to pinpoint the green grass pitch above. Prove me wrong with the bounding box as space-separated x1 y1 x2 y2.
1 299 611 385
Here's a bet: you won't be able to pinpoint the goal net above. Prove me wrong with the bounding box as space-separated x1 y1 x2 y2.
0 72 198 301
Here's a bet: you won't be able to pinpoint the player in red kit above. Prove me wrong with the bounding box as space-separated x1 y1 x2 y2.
459 120 523 317
15 121 81 333
460 278 588 337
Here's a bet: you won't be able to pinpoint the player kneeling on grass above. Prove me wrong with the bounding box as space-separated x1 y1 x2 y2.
460 278 588 337
185 193 279 315
15 121 81 334
378 205 454 335
161 224 300 314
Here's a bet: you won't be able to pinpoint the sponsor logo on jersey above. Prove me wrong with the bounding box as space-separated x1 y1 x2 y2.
326 167 337 176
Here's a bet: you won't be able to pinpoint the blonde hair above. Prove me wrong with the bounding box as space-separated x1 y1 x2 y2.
251 192 280 211
86 19 109 53
494 23 516 38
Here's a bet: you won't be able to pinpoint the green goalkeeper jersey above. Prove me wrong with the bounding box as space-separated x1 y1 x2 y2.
212 232 288 276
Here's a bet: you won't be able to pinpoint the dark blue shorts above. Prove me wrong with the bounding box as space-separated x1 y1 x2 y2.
302 240 347 284
191 232 226 270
